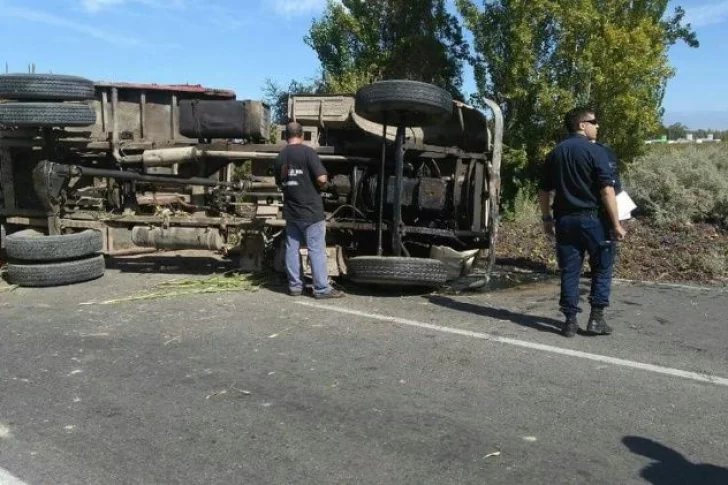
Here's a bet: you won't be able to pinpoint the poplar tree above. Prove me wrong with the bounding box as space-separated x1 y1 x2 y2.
305 0 469 97
456 0 698 166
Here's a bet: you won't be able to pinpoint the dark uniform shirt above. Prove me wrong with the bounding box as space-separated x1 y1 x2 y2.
273 144 327 222
540 134 616 217
594 142 622 194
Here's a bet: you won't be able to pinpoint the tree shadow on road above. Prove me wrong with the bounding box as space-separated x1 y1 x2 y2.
623 436 728 485
425 295 564 335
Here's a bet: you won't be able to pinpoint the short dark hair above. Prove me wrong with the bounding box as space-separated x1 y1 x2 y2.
564 107 595 133
285 121 303 139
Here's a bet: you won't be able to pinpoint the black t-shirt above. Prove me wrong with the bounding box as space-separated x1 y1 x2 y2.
540 134 616 217
273 144 327 222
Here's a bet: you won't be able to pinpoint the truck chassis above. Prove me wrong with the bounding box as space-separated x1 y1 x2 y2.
0 74 502 288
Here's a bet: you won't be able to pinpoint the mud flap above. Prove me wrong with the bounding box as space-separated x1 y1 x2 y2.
301 246 344 278
239 233 266 273
273 243 346 278
429 245 480 281
273 244 345 278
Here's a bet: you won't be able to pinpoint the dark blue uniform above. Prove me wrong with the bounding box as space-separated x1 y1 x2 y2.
540 135 618 317
540 135 616 217
595 142 622 194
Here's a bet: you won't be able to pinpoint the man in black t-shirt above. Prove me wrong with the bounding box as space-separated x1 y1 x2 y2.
273 122 344 299
539 107 626 338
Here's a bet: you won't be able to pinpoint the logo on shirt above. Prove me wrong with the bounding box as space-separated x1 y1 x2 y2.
281 164 303 187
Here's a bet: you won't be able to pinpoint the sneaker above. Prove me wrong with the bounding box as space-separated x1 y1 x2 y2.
314 289 345 299
586 308 613 335
288 289 303 297
561 315 579 338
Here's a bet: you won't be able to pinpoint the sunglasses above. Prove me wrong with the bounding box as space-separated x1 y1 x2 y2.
581 119 598 125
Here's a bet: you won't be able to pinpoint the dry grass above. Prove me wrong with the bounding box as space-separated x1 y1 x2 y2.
497 218 728 285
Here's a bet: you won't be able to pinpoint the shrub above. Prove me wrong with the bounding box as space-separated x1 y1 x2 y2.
624 144 728 228
500 146 537 222
502 181 539 223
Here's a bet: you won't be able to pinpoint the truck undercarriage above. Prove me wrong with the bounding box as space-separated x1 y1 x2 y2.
0 74 502 288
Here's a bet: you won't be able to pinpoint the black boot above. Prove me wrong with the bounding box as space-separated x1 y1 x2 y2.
586 307 613 335
562 315 578 338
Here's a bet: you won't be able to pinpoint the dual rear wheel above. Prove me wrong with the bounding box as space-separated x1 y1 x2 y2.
4 229 105 287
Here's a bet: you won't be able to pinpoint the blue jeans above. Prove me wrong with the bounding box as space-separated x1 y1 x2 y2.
555 215 616 317
285 220 332 296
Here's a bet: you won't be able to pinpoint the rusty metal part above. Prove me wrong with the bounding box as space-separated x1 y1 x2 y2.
136 194 188 205
35 160 278 190
131 226 224 250
480 98 503 273
381 176 447 212
136 194 204 213
417 177 447 211
94 81 236 98
74 164 237 188
138 146 375 167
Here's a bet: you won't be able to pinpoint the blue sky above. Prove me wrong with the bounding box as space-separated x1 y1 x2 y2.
1 0 727 129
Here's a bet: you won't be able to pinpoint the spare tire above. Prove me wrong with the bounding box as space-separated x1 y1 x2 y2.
6 229 103 262
347 256 448 287
355 80 453 127
0 102 96 127
0 74 96 101
6 254 105 287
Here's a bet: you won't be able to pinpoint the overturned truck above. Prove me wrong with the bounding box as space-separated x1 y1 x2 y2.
0 74 502 288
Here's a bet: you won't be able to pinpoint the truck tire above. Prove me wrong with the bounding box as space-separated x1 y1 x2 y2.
6 254 105 287
347 256 448 287
0 74 96 101
355 80 453 126
6 229 103 262
0 102 96 127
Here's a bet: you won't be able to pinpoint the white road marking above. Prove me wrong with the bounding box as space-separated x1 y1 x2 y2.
0 468 29 485
297 302 728 388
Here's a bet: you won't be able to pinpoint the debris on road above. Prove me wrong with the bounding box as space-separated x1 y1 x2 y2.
79 272 266 305
206 384 252 400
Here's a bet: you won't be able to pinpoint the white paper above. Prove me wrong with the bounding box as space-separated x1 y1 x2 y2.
616 190 637 221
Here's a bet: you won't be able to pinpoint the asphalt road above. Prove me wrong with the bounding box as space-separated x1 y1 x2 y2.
1 253 727 485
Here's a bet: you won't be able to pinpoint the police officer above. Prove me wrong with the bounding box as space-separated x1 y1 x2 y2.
539 108 627 338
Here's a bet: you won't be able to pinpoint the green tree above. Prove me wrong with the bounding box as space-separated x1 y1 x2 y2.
305 0 469 97
664 122 688 140
457 0 698 172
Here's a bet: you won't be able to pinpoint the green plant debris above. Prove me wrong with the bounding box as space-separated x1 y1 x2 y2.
80 272 269 305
